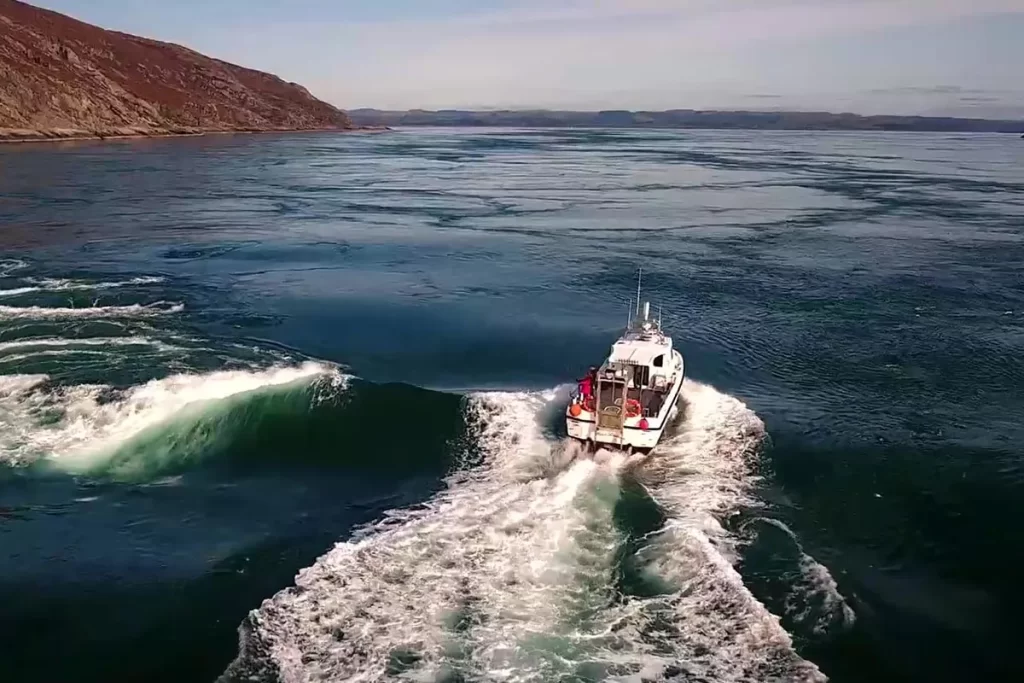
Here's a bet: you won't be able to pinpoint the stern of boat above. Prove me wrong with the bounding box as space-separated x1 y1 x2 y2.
566 401 667 452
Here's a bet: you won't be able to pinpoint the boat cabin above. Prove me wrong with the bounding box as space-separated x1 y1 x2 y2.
567 271 685 452
588 306 677 428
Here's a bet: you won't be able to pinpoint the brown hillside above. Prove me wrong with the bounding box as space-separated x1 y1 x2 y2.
0 0 352 141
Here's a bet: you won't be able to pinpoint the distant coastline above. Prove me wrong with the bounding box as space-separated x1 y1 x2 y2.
348 108 1024 133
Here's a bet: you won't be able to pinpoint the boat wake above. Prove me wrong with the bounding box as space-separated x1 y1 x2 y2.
0 260 827 679
742 517 856 641
222 380 824 683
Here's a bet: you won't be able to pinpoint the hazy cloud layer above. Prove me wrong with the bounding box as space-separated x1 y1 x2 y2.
35 0 1024 116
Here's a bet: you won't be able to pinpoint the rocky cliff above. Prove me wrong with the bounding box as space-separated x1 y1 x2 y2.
0 0 352 141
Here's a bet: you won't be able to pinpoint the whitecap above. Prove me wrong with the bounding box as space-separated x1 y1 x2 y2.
0 361 345 471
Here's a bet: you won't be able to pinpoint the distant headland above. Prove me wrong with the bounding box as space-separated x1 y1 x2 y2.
0 0 359 143
348 108 1024 134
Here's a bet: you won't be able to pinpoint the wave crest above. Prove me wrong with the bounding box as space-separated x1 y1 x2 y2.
0 362 345 478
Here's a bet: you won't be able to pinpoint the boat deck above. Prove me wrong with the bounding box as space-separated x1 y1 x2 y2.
596 383 671 418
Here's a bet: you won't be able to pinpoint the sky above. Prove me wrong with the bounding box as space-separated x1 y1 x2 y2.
32 0 1024 117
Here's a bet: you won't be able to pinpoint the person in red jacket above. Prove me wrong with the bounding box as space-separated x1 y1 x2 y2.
578 366 597 400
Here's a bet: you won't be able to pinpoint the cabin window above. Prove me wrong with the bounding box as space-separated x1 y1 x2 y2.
653 354 664 368
645 389 666 417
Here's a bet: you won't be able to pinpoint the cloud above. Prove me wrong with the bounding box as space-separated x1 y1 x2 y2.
958 96 1002 103
308 0 1024 39
852 85 1024 117
171 0 1024 113
867 86 1007 96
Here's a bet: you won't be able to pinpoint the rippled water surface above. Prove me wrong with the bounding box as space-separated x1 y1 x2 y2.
1 129 1022 683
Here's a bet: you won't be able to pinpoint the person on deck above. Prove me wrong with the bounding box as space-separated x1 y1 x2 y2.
578 366 597 400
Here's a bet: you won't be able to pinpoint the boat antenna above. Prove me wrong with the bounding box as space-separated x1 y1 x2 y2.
626 297 632 328
635 267 642 319
658 304 663 328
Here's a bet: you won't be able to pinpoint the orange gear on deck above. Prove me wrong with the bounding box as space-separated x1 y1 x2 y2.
626 399 642 418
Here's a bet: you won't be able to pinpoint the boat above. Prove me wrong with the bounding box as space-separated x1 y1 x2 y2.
565 274 684 454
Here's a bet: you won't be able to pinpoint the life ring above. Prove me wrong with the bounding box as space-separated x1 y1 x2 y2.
583 395 595 413
626 399 642 418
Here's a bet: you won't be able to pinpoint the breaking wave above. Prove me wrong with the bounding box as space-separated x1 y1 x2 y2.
221 380 824 683
0 362 346 479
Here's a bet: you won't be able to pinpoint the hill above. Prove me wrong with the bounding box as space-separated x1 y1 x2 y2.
348 108 1024 133
0 0 353 142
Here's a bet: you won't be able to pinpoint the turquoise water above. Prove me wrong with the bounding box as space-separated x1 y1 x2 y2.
1 129 1022 682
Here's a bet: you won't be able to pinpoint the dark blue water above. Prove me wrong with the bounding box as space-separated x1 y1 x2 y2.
1 129 1022 683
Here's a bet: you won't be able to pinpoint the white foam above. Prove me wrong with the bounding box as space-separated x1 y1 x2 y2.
791 554 856 638
0 336 173 353
0 276 164 298
0 286 41 298
228 380 823 683
0 361 343 470
0 349 110 364
592 380 824 682
0 302 183 320
639 379 768 558
755 518 856 638
0 259 28 277
233 390 626 683
29 275 165 287
0 373 49 395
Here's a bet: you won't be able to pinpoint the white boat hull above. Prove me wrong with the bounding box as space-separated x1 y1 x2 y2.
566 401 679 452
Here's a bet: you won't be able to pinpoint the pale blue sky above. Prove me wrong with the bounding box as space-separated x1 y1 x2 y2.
33 0 1024 117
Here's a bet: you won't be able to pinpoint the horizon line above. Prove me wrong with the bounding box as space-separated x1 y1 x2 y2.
344 106 1024 123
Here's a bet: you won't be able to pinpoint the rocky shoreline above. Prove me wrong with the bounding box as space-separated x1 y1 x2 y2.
0 125 388 144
